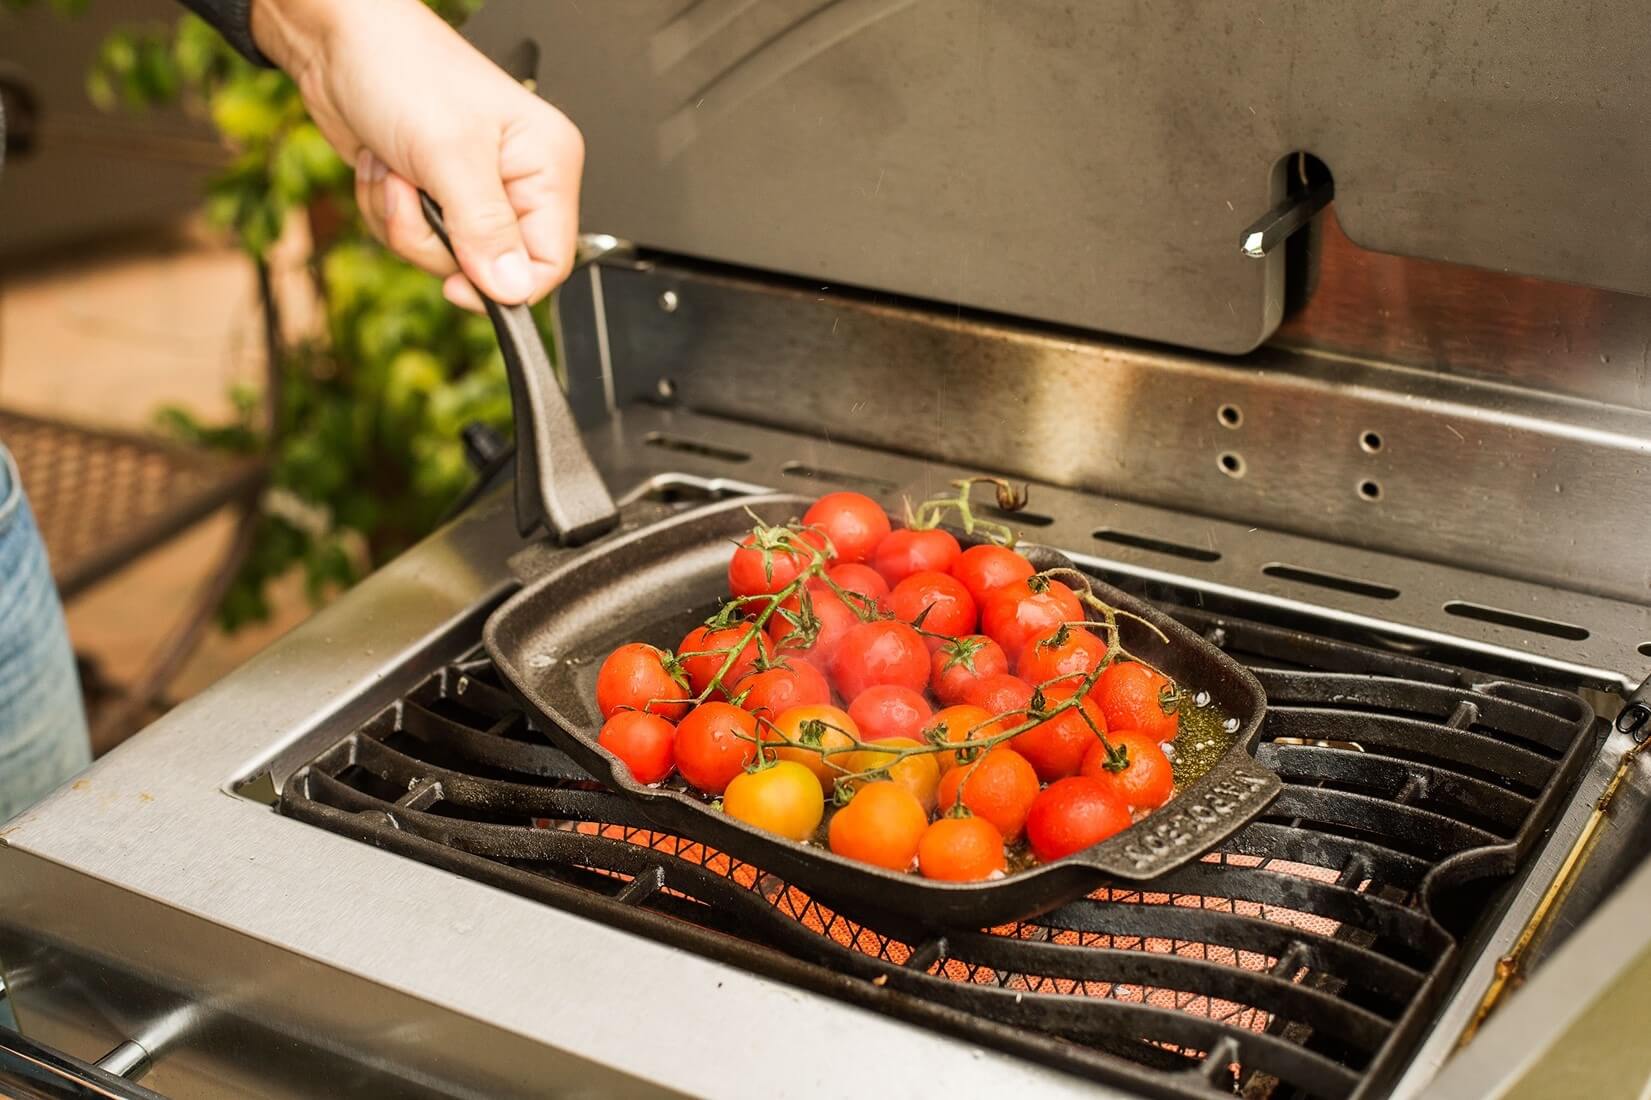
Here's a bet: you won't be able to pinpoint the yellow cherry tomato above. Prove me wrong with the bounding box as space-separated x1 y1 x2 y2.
722 760 826 841
763 704 860 795
838 736 942 814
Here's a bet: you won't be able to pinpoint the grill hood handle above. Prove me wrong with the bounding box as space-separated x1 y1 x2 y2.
420 192 619 547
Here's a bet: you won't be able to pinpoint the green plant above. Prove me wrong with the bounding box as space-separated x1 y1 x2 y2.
20 0 518 629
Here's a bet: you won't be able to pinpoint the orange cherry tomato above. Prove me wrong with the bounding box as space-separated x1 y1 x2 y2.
936 747 1041 841
918 813 1007 881
1081 730 1175 810
1093 661 1180 742
839 736 941 814
828 781 929 871
924 703 997 771
723 761 825 841
762 704 860 795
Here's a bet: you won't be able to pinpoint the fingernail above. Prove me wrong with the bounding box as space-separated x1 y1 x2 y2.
382 178 398 220
491 250 533 302
366 152 388 182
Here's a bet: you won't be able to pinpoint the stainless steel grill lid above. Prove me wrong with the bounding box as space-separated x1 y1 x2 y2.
466 0 1651 355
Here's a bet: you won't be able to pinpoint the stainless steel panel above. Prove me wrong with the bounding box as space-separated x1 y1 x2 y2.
573 257 1651 616
466 1 1651 355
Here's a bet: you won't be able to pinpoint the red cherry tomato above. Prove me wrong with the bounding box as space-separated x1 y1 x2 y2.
765 582 862 666
1012 685 1109 781
950 544 1036 606
1017 624 1107 693
1093 661 1181 742
673 703 758 794
848 685 934 742
964 673 1035 719
1081 731 1174 810
918 814 1007 882
936 747 1041 840
595 642 691 721
872 528 962 588
826 562 890 612
1025 777 1132 862
678 624 764 699
888 570 978 649
597 711 677 785
981 577 1083 658
733 660 831 719
830 620 930 700
727 529 824 599
803 492 891 564
929 634 1009 706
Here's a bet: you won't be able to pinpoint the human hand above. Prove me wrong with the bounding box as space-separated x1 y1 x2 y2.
251 0 583 310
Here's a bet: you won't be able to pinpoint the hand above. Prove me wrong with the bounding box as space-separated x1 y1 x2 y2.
251 0 584 310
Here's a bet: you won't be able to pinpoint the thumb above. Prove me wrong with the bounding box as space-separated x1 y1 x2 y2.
419 149 534 305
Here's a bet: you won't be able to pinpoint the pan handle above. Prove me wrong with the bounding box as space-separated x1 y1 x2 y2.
419 192 619 546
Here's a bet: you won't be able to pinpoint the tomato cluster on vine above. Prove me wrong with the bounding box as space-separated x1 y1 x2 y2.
592 485 1184 881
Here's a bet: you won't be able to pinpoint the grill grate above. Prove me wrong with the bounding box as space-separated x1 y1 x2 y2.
281 605 1594 1100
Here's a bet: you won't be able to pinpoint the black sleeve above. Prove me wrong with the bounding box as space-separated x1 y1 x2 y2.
175 0 272 67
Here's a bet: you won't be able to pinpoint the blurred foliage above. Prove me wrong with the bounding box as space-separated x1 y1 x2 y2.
10 0 520 630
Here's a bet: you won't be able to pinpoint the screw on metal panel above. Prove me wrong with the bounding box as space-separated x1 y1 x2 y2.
659 290 680 313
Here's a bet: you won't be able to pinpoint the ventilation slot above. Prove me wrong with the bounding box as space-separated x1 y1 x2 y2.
1094 529 1220 563
1637 642 1651 658
1263 564 1400 601
780 462 895 494
1444 602 1589 642
642 433 750 463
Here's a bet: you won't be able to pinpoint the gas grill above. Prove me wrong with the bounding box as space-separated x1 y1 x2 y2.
6 3 1651 1098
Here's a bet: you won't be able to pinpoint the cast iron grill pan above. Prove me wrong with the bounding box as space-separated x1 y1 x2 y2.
483 493 1275 928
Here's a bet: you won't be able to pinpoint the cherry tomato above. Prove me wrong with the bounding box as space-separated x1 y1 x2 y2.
1017 624 1107 693
1081 731 1174 811
1012 685 1109 781
930 634 1010 705
830 620 929 700
727 529 823 599
839 737 942 813
888 570 978 648
678 623 763 699
765 581 862 666
937 748 1041 841
597 711 677 785
964 673 1035 719
872 528 962 588
981 577 1083 657
847 685 933 743
828 781 929 870
1093 662 1181 742
733 660 831 719
918 814 1007 881
673 703 758 794
827 562 890 612
803 492 891 564
595 642 690 721
762 704 859 795
925 703 996 771
723 761 825 841
1025 777 1132 862
950 544 1036 606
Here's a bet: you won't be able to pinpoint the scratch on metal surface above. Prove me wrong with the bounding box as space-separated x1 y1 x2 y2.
650 0 767 72
658 0 919 161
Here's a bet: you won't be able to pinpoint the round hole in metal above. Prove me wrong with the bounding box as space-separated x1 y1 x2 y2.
1218 404 1243 429
1218 452 1245 478
1361 430 1384 453
1639 642 1651 658
1358 479 1383 501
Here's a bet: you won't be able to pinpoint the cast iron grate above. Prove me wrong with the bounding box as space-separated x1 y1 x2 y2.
281 607 1594 1100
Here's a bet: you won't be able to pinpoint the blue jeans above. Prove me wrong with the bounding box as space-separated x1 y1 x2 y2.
0 444 90 824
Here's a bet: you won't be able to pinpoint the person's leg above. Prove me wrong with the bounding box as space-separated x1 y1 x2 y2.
0 443 90 826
